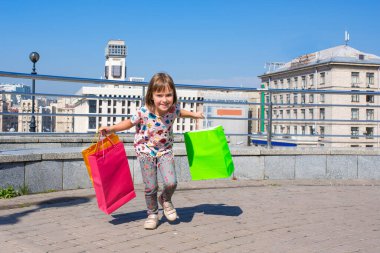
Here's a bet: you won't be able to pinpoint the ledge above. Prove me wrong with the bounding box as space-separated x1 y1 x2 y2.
1 146 380 163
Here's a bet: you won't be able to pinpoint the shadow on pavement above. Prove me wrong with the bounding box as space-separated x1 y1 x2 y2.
0 197 91 226
110 203 243 225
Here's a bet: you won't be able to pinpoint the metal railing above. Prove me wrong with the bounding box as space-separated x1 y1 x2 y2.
1 70 380 148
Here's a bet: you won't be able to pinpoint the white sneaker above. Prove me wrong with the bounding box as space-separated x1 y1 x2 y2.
144 214 159 230
159 196 178 221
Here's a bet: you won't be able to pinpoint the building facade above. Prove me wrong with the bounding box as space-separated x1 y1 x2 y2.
259 45 380 147
73 85 255 145
104 40 127 80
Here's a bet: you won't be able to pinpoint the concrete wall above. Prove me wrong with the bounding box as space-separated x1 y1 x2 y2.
1 146 380 193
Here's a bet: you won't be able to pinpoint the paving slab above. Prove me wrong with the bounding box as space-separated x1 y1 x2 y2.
0 180 380 253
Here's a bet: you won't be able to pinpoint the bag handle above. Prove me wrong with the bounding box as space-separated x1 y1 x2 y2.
95 131 116 154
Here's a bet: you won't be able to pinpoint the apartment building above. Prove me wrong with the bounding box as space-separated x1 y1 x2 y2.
259 45 380 147
17 99 40 133
50 97 74 133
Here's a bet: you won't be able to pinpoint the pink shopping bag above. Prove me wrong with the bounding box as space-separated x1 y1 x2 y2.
88 135 136 214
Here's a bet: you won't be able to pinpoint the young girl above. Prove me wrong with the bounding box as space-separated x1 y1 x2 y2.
99 72 204 229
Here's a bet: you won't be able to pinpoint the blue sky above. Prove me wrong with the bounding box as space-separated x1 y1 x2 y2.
1 0 380 94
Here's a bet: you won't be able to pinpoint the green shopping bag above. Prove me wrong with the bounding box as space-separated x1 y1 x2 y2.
184 125 235 180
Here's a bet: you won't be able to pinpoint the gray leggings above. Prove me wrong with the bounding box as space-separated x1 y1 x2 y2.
137 151 177 215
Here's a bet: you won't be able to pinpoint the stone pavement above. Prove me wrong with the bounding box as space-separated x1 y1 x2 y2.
1 179 380 253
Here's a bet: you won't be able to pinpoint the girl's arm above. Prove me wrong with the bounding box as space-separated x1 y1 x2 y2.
99 118 134 135
180 109 204 119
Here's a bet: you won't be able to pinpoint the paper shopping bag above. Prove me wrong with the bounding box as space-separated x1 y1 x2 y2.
82 133 120 183
184 125 235 180
88 138 136 214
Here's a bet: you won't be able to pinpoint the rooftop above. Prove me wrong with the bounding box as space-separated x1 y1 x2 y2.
262 45 380 75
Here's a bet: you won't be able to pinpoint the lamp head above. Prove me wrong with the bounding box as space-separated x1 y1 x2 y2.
29 52 40 63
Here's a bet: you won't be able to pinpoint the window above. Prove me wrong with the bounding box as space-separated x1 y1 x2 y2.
293 94 298 104
301 109 306 119
107 108 111 114
99 100 102 106
301 126 305 135
351 127 359 139
286 126 290 134
309 74 314 87
274 81 278 89
280 79 284 89
113 108 116 114
287 78 292 89
320 108 325 120
351 90 359 102
365 127 374 139
320 72 325 85
320 94 325 103
366 109 374 120
309 126 314 135
351 108 359 120
88 100 97 113
88 117 96 129
293 126 297 135
309 109 314 119
301 94 306 104
366 72 374 86
301 76 306 89
280 95 283 104
122 100 125 106
108 100 111 106
112 65 122 78
279 110 283 119
286 110 290 118
286 94 290 104
294 77 298 89
113 100 116 106
320 126 325 137
273 95 277 104
366 93 374 103
293 109 298 119
351 72 360 87
99 108 102 113
309 94 314 103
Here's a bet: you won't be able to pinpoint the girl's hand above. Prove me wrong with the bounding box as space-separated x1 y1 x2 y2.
194 112 205 119
98 126 112 136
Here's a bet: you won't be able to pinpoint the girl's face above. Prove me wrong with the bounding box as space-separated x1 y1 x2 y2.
152 87 174 115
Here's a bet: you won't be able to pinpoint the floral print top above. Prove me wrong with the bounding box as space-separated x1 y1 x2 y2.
131 103 181 157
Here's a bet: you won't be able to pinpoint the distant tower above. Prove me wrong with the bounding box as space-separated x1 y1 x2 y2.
104 40 127 80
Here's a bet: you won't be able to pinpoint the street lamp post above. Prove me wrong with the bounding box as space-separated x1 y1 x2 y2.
29 52 40 132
